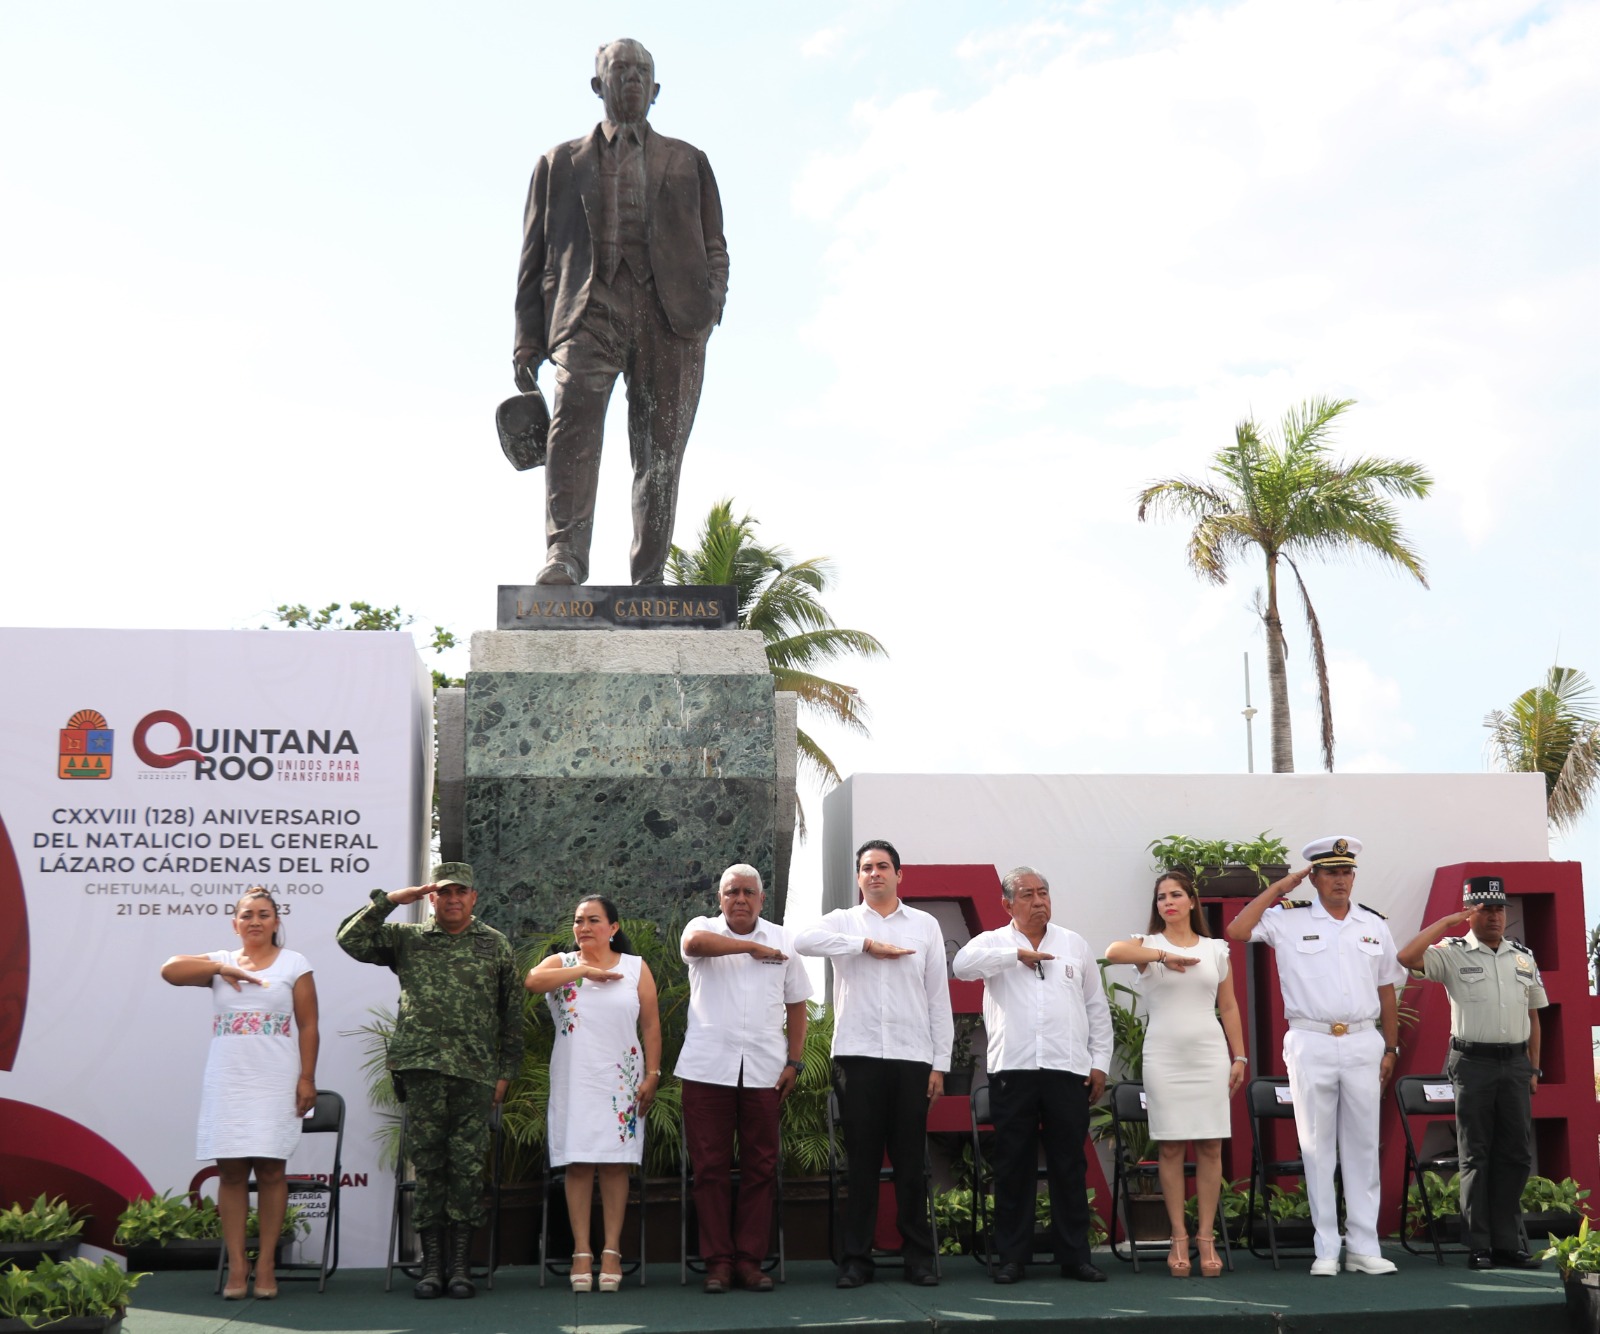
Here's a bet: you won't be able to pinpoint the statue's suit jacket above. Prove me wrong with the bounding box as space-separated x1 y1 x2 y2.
514 124 729 358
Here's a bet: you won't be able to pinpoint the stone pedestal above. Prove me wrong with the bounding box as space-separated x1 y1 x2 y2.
438 630 795 947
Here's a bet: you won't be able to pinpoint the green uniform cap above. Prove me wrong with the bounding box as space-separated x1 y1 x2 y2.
431 861 474 889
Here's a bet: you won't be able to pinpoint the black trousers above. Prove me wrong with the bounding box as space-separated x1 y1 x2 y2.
833 1057 934 1268
1449 1048 1535 1252
988 1068 1092 1267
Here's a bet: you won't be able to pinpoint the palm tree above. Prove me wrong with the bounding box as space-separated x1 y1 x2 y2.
667 500 887 827
1485 666 1600 831
1136 398 1433 772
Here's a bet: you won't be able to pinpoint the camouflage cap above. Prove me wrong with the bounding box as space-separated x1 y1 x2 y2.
431 861 474 889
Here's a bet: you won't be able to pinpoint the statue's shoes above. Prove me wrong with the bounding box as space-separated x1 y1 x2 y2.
536 559 579 586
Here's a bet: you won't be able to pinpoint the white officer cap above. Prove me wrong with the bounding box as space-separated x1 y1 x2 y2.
1301 835 1361 867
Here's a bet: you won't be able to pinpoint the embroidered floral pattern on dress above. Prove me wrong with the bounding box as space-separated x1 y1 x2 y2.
551 952 582 1036
213 1011 293 1037
612 1045 641 1143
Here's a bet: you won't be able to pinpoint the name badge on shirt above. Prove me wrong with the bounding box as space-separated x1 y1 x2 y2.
1062 963 1074 980
1459 966 1484 974
1302 935 1320 942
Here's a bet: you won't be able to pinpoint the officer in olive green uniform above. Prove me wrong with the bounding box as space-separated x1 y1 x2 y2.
1398 875 1546 1270
337 862 523 1299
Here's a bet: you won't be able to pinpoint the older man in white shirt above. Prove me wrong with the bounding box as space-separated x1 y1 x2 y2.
677 863 813 1294
953 865 1112 1284
795 839 954 1288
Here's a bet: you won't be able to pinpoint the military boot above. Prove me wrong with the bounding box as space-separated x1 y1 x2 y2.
413 1228 444 1299
446 1224 477 1299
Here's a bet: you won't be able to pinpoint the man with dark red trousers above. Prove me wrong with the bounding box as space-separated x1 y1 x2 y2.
676 864 812 1293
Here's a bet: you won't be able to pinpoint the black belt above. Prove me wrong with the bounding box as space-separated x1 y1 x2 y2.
1451 1038 1527 1059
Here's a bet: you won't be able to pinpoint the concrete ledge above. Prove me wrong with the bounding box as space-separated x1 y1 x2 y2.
470 629 769 675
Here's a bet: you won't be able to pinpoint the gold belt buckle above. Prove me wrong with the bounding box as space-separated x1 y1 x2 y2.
1330 1022 1349 1037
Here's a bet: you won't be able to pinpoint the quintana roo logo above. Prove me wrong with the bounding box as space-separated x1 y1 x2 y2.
58 710 113 780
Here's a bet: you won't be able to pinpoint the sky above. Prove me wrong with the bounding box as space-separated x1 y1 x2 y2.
3 0 1596 927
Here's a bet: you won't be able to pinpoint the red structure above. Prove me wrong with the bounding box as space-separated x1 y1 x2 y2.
1205 861 1595 1234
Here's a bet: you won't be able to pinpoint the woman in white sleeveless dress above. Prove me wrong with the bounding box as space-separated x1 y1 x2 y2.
1106 871 1247 1278
161 888 319 1300
526 895 662 1292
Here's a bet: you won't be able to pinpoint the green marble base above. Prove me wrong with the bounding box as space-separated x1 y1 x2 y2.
461 664 777 948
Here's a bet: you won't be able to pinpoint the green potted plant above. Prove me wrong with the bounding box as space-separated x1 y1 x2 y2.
1524 1176 1593 1244
113 1192 222 1271
1147 832 1290 896
1403 1169 1462 1243
1541 1215 1600 1334
0 1196 84 1270
1184 1177 1251 1244
1088 970 1166 1241
0 1255 147 1333
944 1014 984 1098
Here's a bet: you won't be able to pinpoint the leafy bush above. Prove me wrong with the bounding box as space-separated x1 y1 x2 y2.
0 1195 84 1243
1404 1170 1460 1235
114 1192 221 1245
1522 1175 1591 1216
1146 833 1290 889
1543 1215 1600 1274
0 1255 147 1321
1183 1179 1251 1236
933 1186 1106 1255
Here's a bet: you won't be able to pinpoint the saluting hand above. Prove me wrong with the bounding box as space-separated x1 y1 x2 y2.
1159 953 1202 972
749 942 789 964
388 883 436 906
863 938 915 960
579 964 624 982
216 963 267 992
1017 949 1056 967
1277 867 1312 898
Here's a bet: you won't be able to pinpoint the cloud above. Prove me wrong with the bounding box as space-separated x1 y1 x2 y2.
801 26 848 59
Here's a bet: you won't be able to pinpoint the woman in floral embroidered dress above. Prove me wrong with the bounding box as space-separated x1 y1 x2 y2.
526 896 662 1292
161 887 319 1300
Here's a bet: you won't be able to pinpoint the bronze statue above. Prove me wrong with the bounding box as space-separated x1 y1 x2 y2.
512 38 729 586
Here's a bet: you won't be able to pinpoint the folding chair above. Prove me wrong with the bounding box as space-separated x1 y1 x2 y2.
384 1103 503 1291
214 1089 344 1293
825 1088 940 1275
1244 1076 1315 1268
1108 1080 1233 1272
678 1108 785 1284
1393 1074 1464 1263
538 1133 648 1288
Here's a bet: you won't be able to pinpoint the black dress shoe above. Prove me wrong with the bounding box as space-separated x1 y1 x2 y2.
1491 1249 1543 1269
1467 1250 1495 1270
1063 1262 1108 1282
904 1265 939 1286
836 1264 870 1289
993 1262 1026 1284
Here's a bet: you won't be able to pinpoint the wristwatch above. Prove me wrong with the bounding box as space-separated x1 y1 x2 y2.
786 1059 805 1072
1533 1067 1544 1078
1384 1047 1401 1056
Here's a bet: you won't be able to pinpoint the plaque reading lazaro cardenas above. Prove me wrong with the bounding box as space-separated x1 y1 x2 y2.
496 584 737 631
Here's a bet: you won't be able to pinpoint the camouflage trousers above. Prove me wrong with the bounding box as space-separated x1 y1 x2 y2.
399 1069 495 1229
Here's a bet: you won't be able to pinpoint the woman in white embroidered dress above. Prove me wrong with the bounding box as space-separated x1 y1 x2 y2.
161 887 319 1300
526 896 661 1293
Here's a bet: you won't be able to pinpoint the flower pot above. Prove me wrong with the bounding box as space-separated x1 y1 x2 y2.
943 1070 974 1098
1565 1271 1600 1334
1528 1211 1589 1244
1199 865 1288 897
0 1317 122 1333
0 1238 79 1269
121 1238 224 1270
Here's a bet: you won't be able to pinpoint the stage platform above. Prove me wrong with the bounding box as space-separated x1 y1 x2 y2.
118 1246 1565 1333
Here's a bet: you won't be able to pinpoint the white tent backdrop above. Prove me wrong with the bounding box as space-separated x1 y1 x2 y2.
820 772 1554 963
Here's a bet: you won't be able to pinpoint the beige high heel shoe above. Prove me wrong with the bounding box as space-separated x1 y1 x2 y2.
1167 1232 1192 1277
569 1251 594 1293
1197 1236 1223 1278
598 1248 623 1292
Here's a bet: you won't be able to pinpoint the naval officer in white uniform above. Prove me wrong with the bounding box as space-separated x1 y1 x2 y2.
1226 836 1405 1276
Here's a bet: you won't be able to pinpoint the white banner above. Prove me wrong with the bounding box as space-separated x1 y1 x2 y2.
0 629 433 1268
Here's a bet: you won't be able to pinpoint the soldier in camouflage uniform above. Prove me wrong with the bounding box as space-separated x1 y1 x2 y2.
1399 875 1547 1270
337 862 523 1300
